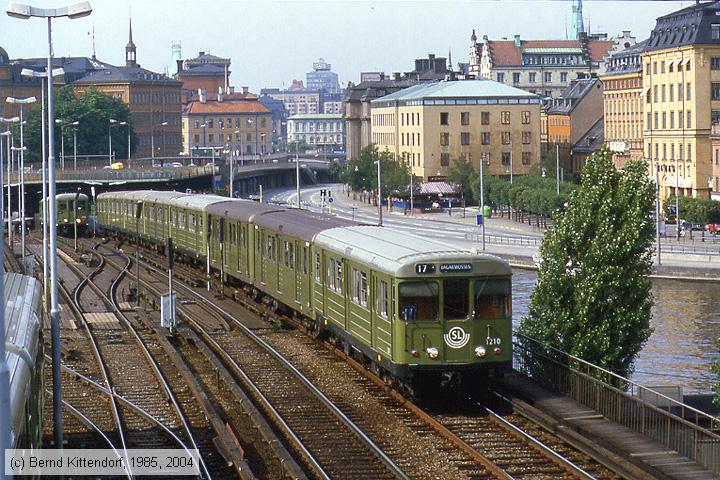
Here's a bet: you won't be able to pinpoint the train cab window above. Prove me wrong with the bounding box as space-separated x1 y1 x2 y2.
399 281 438 321
474 279 510 319
444 278 469 320
76 201 86 211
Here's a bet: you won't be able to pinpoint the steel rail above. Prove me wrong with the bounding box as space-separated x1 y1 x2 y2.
485 407 597 480
101 242 409 480
53 243 210 480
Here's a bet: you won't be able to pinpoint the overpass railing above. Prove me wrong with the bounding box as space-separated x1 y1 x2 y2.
514 333 720 474
6 165 215 183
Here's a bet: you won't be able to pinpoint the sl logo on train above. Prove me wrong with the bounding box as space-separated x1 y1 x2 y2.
444 326 470 349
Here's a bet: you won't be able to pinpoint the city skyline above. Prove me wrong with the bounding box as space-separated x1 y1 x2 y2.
0 0 697 92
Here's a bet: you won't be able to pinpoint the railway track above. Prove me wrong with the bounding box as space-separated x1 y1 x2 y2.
89 238 411 480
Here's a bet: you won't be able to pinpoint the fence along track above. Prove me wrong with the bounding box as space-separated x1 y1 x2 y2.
96 240 410 480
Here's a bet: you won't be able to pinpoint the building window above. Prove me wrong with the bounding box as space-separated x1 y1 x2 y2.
713 83 720 101
529 72 536 83
193 120 199 129
712 57 720 70
522 131 531 144
513 72 520 83
496 73 505 83
208 119 214 128
661 84 666 102
687 110 692 129
670 111 675 129
521 111 530 124
209 134 214 142
669 84 674 102
662 112 666 129
440 152 450 166
661 60 665 73
678 82 683 101
461 132 470 145
481 132 491 145
440 132 450 146
522 152 531 165
653 61 657 74
688 143 692 161
679 110 684 129
687 83 692 101
560 72 568 82
502 131 511 145
194 134 199 143
501 151 511 165
481 111 490 125
654 112 658 129
461 112 470 125
544 72 552 83
440 112 449 125
501 111 510 124
647 112 651 128
653 85 658 103
544 90 552 97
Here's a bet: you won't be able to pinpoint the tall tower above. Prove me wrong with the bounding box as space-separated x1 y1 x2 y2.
125 17 137 67
170 41 181 77
571 0 585 40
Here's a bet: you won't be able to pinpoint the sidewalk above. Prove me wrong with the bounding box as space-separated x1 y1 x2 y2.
331 186 720 280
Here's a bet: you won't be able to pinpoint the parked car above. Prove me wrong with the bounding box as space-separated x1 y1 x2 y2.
680 220 704 231
170 162 183 168
708 224 720 235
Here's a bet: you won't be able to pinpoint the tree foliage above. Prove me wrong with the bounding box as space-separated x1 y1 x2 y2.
14 85 135 164
472 173 576 217
664 195 720 224
519 147 654 376
447 156 477 204
341 145 414 197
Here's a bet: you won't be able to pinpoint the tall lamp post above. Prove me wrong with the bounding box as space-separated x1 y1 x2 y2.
151 120 167 165
55 118 77 170
295 140 300 208
480 153 489 251
0 118 18 252
6 0 94 453
109 118 118 165
72 120 79 170
375 158 383 226
7 95 36 273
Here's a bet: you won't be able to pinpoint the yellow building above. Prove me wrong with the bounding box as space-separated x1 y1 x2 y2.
182 94 272 157
600 40 646 170
370 80 541 179
642 2 720 200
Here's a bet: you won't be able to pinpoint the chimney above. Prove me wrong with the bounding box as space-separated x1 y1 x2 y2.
199 88 206 103
242 86 249 95
514 35 521 48
393 72 401 81
218 86 223 102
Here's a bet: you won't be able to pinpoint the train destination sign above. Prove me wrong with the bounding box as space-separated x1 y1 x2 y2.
439 263 473 273
415 263 437 274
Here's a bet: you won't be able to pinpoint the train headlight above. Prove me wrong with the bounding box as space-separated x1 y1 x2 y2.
62 218 68 223
475 346 487 358
75 218 82 224
426 347 439 359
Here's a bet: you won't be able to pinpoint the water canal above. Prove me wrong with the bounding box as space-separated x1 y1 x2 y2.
512 269 720 394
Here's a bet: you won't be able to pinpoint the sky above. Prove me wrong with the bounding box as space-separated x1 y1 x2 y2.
0 0 698 92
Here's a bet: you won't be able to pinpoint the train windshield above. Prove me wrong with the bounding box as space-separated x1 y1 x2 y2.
76 201 86 210
444 278 469 320
399 281 438 322
474 279 510 319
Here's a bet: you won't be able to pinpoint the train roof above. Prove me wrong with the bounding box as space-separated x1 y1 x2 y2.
253 209 357 242
206 199 285 223
135 191 187 203
314 226 511 277
4 273 42 447
170 194 229 211
56 193 89 201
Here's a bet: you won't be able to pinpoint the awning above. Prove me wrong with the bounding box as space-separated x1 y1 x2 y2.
419 181 459 195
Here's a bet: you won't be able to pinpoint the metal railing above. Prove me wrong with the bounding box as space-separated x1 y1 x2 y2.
659 243 720 256
514 333 720 474
5 165 215 183
464 232 542 246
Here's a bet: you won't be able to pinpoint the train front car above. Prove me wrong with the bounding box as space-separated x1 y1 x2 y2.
54 193 90 236
313 226 512 396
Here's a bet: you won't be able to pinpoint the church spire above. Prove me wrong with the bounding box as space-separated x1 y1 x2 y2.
571 0 585 40
125 17 137 67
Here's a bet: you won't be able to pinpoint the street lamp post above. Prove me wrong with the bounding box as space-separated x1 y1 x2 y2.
376 159 383 226
73 187 81 251
480 153 488 251
655 162 661 266
109 118 117 165
151 120 168 165
6 0 94 452
509 139 513 184
72 121 78 170
556 143 560 195
295 141 300 208
7 95 36 273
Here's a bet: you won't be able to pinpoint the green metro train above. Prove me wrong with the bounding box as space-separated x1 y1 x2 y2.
97 190 513 394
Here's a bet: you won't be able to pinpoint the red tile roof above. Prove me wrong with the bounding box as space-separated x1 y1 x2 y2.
488 39 614 66
186 99 270 115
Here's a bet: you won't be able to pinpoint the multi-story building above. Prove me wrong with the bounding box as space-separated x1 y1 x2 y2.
258 93 288 147
287 113 344 152
344 54 452 160
183 94 272 156
0 46 43 119
546 76 604 173
306 58 340 94
370 80 541 180
600 40 647 169
712 124 720 199
322 93 343 114
261 82 322 116
73 20 182 159
175 51 231 103
642 1 720 201
468 31 613 98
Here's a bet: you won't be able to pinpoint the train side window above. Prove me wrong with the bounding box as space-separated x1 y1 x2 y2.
188 214 195 233
303 247 308 275
360 271 368 307
474 279 510 319
328 258 336 289
289 242 294 269
335 261 343 294
399 281 438 321
444 278 469 320
378 280 388 318
315 253 321 282
352 268 360 303
283 241 290 267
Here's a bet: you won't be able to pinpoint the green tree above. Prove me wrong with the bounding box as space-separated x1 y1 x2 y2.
15 85 135 164
342 145 411 197
519 147 654 376
447 156 477 204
